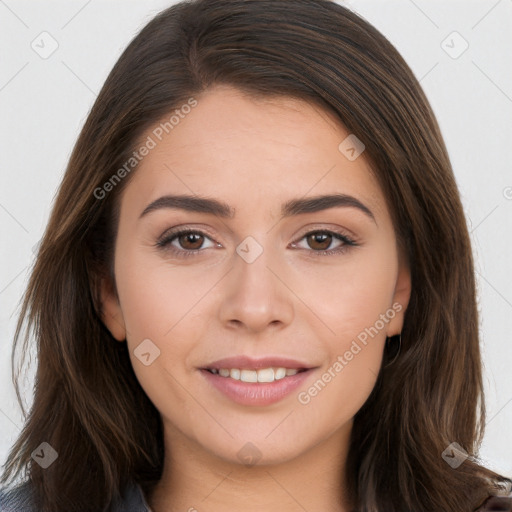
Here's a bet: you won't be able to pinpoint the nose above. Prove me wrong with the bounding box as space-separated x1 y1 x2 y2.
218 241 294 333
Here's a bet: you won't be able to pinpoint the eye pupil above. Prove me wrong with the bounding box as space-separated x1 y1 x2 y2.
308 232 332 250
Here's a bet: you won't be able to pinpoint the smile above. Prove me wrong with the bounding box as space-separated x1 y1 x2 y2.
200 367 315 406
206 367 306 383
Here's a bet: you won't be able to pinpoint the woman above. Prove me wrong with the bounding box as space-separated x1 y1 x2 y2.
1 1 511 511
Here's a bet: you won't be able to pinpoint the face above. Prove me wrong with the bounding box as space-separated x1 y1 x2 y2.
101 84 410 466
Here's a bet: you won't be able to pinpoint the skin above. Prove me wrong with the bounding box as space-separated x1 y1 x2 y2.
101 84 411 512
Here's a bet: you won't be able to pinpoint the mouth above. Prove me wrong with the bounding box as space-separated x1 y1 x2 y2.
203 366 309 383
199 356 316 406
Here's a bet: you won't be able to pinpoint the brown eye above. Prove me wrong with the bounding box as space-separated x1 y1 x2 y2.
306 232 333 251
292 229 356 256
156 229 217 255
177 232 204 250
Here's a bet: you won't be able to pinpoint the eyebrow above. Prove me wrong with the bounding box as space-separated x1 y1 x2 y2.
139 193 375 222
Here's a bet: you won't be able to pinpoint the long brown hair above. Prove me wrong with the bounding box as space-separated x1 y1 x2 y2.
2 1 510 510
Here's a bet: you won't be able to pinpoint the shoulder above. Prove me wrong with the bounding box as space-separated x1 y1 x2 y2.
115 481 152 511
0 479 151 512
473 475 512 511
475 495 512 511
0 480 37 512
474 480 512 512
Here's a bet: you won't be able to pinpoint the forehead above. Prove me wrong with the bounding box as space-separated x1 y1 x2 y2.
121 85 386 221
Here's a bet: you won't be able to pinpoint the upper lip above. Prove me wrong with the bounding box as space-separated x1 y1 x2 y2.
201 356 314 371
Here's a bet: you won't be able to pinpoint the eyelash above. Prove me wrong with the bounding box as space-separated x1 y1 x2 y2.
155 227 357 258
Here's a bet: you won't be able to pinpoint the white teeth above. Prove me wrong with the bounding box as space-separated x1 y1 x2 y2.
209 367 303 383
257 368 274 382
275 367 286 380
240 369 258 382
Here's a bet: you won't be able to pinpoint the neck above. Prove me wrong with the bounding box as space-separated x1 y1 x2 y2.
146 421 355 512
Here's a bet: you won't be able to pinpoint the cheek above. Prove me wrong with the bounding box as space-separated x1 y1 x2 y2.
294 252 396 421
295 351 380 440
115 248 212 340
114 253 207 418
113 251 206 394
294 244 399 341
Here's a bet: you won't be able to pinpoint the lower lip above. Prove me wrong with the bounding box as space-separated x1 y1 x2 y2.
200 369 314 406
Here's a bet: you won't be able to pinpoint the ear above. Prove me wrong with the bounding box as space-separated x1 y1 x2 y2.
387 250 412 337
98 275 127 342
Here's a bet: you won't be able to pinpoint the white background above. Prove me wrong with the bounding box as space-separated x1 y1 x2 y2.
1 0 511 479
